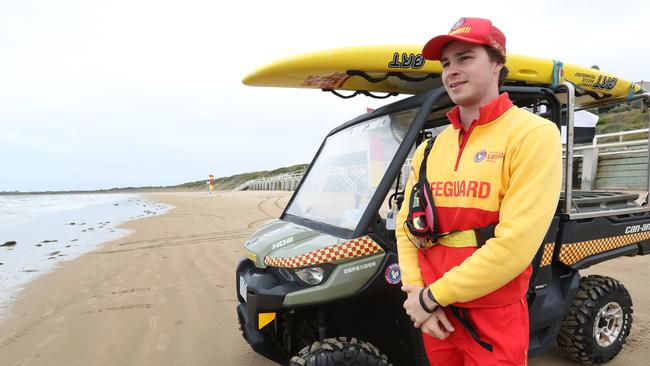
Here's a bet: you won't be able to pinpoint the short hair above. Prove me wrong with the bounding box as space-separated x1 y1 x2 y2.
484 45 509 88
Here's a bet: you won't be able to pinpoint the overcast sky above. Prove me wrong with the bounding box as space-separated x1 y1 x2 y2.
1 0 648 191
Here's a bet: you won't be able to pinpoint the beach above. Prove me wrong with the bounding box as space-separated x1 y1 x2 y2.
0 191 648 365
0 194 172 321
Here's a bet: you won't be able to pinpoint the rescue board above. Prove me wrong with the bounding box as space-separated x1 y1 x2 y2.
243 45 644 106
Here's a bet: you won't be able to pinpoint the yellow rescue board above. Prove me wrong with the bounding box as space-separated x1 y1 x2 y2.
243 45 643 106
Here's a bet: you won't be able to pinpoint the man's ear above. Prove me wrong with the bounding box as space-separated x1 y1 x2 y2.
494 62 504 74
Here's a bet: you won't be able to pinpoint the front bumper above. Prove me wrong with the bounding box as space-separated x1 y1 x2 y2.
235 259 302 363
236 303 285 364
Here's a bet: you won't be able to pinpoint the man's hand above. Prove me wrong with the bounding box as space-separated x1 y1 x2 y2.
401 284 433 328
421 307 455 340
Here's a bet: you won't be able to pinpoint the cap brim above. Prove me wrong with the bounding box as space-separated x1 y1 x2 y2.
422 34 486 61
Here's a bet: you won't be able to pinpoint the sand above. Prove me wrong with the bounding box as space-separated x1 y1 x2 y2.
0 191 648 366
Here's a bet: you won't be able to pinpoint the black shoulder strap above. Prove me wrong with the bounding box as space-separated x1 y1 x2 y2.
417 137 443 237
418 137 435 184
449 306 494 352
475 225 497 248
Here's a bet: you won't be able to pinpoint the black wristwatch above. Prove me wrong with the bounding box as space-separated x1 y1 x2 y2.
419 288 437 313
427 287 437 303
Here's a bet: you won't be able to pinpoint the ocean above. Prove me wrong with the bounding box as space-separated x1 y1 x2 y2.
0 193 173 322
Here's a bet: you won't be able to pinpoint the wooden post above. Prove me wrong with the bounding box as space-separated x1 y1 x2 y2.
581 147 599 190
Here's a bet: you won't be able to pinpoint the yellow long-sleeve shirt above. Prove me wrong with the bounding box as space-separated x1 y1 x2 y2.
396 93 562 307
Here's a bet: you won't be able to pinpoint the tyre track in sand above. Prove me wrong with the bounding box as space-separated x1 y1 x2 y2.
113 228 255 247
91 194 288 255
246 196 278 229
93 231 252 254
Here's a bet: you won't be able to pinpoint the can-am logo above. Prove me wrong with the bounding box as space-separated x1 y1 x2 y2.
272 237 294 250
625 224 650 234
344 261 377 274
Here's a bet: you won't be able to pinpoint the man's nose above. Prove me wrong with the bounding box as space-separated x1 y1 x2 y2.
445 63 458 77
446 63 460 75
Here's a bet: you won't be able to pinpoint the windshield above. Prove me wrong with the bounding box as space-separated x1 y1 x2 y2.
285 109 417 230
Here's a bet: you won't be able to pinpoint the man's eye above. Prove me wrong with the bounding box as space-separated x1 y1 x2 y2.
441 62 449 68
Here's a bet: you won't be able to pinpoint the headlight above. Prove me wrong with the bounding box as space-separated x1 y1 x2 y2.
294 267 325 285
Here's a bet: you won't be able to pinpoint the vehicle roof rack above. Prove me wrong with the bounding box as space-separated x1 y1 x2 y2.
322 88 399 99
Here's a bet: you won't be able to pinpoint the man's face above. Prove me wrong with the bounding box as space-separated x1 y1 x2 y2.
440 41 502 108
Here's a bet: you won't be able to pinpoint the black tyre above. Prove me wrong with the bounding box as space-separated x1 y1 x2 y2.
289 337 392 366
557 275 633 364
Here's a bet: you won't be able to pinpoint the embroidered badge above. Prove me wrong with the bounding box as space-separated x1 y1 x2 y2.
385 263 401 285
450 18 466 31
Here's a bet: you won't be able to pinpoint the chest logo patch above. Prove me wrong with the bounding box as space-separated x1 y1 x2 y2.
474 149 487 163
474 149 505 163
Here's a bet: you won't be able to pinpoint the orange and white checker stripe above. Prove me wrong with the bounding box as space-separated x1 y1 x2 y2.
559 231 650 266
264 236 384 268
539 242 555 267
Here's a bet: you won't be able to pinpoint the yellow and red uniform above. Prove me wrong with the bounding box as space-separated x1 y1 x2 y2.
397 92 561 307
397 93 562 364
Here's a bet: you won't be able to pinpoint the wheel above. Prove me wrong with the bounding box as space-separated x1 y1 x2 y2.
557 275 633 364
289 337 392 366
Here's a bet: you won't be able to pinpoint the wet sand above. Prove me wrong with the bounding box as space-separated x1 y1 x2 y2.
0 191 648 365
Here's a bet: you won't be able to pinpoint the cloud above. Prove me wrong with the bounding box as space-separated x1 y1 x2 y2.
1 0 648 191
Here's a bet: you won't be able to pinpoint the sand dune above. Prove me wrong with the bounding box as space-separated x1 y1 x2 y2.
0 191 648 365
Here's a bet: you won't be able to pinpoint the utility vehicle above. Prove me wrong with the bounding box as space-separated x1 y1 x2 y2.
236 49 650 365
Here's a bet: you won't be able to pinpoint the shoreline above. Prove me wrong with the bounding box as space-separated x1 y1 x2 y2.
0 188 207 196
0 193 173 325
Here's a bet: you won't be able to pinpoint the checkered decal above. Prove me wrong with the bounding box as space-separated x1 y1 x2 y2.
539 243 555 267
559 231 650 266
264 236 384 268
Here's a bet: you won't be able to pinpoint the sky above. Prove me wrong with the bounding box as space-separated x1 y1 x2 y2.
1 0 648 191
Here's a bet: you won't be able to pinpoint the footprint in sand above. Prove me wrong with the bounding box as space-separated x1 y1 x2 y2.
156 334 170 352
148 315 159 329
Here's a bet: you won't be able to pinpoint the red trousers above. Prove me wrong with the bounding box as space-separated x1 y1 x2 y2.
422 299 529 366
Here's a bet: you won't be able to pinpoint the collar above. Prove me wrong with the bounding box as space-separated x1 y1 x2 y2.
446 92 514 131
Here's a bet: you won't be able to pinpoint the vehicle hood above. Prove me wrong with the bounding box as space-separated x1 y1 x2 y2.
243 219 345 268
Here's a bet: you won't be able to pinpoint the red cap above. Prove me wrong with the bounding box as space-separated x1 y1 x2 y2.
422 17 506 61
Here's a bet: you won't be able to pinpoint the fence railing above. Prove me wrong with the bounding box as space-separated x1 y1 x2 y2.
568 129 649 190
233 172 305 191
